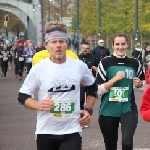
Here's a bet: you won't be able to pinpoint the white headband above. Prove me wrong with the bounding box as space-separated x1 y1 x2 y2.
45 31 67 42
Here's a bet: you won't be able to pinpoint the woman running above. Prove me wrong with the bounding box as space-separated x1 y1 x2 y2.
96 32 144 150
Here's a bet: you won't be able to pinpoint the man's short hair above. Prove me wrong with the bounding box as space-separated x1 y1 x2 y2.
45 21 67 33
82 41 90 46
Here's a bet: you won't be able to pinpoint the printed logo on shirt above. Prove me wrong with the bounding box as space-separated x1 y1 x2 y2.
48 76 77 93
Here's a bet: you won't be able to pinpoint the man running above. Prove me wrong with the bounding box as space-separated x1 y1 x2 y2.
18 21 97 150
78 41 99 128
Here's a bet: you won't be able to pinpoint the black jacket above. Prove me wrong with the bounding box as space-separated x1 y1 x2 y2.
132 47 143 63
78 53 99 77
36 47 46 53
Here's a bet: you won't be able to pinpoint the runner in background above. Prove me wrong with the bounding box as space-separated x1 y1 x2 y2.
91 39 110 63
0 40 4 69
23 42 36 74
0 44 11 80
7 41 13 70
36 41 46 53
12 42 19 78
78 41 98 128
15 41 25 80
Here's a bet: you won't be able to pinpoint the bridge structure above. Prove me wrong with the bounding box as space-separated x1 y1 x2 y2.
0 0 42 46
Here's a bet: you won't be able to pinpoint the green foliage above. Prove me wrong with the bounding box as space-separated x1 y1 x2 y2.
71 0 150 37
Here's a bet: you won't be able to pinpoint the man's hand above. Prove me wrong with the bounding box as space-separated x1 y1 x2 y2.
38 96 55 111
79 110 91 125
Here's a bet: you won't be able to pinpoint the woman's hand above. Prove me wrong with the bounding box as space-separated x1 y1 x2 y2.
114 71 125 81
133 77 143 88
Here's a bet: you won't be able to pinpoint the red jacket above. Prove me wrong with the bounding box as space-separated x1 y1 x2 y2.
140 84 150 122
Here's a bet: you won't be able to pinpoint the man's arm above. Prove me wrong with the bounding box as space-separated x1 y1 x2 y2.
79 81 97 125
86 95 96 109
91 56 99 71
85 81 97 109
18 92 55 111
25 98 40 110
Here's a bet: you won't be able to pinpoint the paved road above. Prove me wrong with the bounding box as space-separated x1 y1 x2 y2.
0 70 150 150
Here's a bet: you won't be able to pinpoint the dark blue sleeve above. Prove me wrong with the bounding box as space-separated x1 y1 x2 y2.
91 49 95 55
23 50 26 55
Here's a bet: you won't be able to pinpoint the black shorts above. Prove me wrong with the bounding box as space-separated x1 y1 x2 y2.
37 132 82 150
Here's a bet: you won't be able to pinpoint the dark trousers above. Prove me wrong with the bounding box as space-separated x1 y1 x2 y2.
37 132 82 150
26 63 32 74
1 61 8 77
17 60 24 77
14 58 18 75
98 111 138 150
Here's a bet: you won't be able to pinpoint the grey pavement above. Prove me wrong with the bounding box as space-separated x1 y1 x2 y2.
0 70 150 150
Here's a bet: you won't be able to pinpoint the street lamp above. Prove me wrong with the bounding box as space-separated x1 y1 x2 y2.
38 4 41 8
135 0 138 44
48 0 54 21
32 4 35 12
39 0 44 43
32 3 41 11
98 0 101 40
60 0 63 22
76 0 79 54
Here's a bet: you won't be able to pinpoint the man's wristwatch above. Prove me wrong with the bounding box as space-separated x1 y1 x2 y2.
85 108 93 115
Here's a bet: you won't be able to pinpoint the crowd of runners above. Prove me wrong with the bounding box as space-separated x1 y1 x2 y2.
1 20 150 150
0 37 46 80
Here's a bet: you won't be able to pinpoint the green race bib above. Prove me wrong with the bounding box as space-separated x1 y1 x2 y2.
50 100 75 118
109 87 129 102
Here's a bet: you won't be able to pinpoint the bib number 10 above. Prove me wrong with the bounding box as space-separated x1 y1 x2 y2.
125 69 134 79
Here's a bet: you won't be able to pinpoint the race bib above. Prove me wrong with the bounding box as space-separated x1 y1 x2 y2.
109 87 129 102
19 57 24 61
50 100 75 118
27 58 32 62
3 57 8 61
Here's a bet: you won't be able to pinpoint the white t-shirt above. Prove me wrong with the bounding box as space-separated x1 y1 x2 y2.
19 57 95 135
